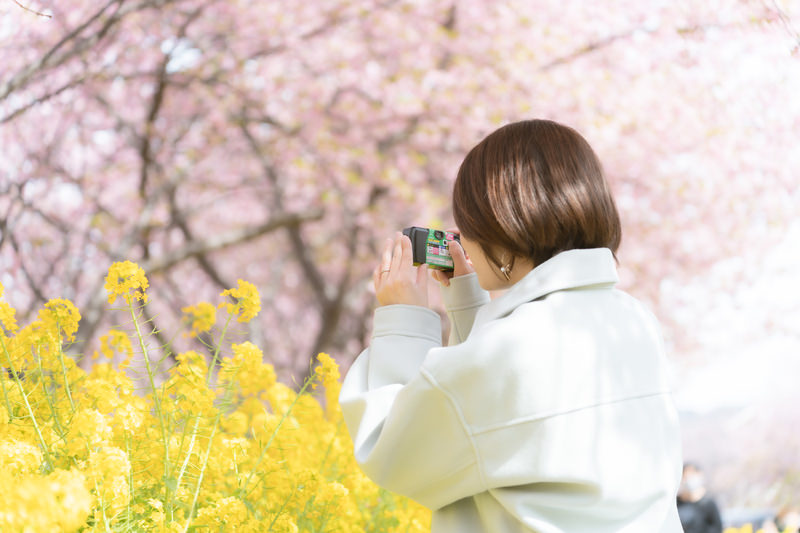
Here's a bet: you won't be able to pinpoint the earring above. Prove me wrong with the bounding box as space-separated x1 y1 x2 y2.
499 263 512 281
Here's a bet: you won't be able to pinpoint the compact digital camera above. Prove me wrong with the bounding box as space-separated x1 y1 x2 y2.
402 226 460 271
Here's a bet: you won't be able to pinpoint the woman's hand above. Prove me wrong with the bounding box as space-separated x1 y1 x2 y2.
431 235 474 287
373 232 429 307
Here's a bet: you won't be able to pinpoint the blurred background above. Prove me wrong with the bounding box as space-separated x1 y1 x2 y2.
1 0 799 523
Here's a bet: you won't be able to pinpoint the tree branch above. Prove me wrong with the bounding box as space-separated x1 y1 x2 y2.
142 210 323 275
138 5 204 200
163 183 230 290
1 75 92 124
237 121 334 304
138 54 170 202
539 28 649 71
7 232 49 311
0 0 125 101
11 0 52 18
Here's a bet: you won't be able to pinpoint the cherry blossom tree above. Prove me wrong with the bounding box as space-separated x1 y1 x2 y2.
1 0 798 383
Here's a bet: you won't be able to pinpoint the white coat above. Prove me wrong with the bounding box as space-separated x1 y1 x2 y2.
340 248 684 532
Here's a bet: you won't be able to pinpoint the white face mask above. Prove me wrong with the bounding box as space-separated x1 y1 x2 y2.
680 474 704 494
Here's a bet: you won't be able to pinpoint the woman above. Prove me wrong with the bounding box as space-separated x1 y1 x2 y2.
340 119 683 532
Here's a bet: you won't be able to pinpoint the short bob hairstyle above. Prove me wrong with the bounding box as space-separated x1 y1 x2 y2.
453 119 621 270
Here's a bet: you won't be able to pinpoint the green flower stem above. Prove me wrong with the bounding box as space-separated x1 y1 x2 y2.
173 415 201 504
267 485 298 532
169 315 232 518
183 419 218 533
95 489 110 529
0 335 53 471
205 314 233 385
183 370 238 531
295 489 321 531
0 356 14 422
127 296 173 522
318 417 345 475
54 327 75 412
240 374 317 498
126 434 134 525
33 345 67 440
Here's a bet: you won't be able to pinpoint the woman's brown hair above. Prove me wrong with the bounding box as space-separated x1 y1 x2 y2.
452 119 621 270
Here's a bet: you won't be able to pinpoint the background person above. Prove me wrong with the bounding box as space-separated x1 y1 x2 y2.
774 506 800 533
677 462 723 533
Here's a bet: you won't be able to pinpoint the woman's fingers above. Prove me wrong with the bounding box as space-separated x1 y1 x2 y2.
399 233 414 269
374 233 429 307
403 235 431 291
374 229 477 301
431 269 451 287
381 238 393 271
378 230 471 292
448 239 475 277
416 262 428 286
389 232 403 274
374 238 394 291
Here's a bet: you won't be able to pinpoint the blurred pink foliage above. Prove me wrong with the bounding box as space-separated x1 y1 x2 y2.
1 0 799 379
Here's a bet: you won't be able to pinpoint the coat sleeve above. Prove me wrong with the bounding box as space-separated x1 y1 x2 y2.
440 272 490 346
339 304 485 510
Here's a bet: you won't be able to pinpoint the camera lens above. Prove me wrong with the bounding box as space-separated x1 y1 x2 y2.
433 230 444 240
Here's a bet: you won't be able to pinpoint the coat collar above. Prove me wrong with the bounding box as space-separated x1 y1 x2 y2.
473 248 619 327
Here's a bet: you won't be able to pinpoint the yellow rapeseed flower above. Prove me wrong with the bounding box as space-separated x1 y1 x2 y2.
38 298 81 342
2 264 434 532
79 362 135 415
181 301 216 336
315 353 342 421
92 329 134 368
219 279 260 323
0 282 18 337
66 409 113 457
84 446 131 518
0 469 92 532
221 342 276 396
104 261 149 304
165 350 216 417
195 496 249 529
315 352 340 386
0 440 43 475
114 400 146 434
0 301 17 336
271 515 299 533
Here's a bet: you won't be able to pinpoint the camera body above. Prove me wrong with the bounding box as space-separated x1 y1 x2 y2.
402 226 460 271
